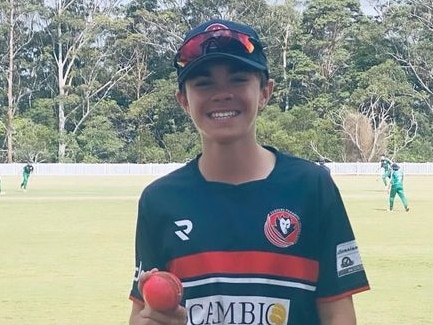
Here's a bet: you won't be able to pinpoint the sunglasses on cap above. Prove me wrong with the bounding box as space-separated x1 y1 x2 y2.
175 29 259 69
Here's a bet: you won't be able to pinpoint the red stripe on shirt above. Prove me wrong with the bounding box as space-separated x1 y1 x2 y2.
168 251 318 283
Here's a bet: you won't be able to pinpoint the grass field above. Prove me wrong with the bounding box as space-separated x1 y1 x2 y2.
0 174 432 324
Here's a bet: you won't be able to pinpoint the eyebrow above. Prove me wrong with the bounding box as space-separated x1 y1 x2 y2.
189 63 254 79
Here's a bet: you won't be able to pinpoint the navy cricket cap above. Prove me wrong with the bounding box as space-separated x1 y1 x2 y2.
174 19 269 86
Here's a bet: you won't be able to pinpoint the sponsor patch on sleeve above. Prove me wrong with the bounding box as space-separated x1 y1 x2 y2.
336 240 364 277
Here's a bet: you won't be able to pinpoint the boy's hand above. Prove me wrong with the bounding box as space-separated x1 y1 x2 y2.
136 305 187 325
130 269 187 325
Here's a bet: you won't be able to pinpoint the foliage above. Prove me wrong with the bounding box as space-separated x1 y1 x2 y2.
0 0 432 163
164 128 201 162
76 115 126 163
257 105 342 160
13 117 57 162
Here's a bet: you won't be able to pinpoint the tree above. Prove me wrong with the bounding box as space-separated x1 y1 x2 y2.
384 0 433 114
0 0 42 162
301 0 364 93
329 60 419 161
76 115 125 162
126 77 192 162
263 0 300 111
283 0 368 116
257 105 341 160
0 0 431 163
13 117 57 162
40 0 130 162
164 128 201 162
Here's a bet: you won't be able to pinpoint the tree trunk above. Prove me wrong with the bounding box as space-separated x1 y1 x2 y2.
56 16 66 162
58 102 66 162
6 0 15 163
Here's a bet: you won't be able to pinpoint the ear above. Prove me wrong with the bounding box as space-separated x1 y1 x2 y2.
176 90 190 114
259 79 274 110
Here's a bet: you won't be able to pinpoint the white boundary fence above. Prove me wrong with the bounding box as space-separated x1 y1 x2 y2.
1 162 433 176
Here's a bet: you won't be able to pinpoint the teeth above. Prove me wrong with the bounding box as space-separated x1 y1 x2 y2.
210 111 238 119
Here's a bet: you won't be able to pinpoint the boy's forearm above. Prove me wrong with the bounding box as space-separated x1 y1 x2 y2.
317 296 356 325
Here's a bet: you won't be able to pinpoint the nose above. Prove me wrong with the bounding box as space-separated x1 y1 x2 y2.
210 83 234 102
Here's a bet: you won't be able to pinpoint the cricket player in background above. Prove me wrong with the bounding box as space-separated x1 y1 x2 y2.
379 154 393 187
388 163 409 212
20 162 34 191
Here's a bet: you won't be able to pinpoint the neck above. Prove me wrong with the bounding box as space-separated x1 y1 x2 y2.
198 142 276 184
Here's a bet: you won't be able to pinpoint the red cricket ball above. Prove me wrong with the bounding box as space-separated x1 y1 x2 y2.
141 271 183 312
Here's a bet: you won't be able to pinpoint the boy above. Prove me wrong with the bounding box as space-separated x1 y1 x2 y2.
129 19 369 325
388 163 409 212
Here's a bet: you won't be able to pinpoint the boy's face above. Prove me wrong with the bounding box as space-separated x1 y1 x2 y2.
176 60 273 145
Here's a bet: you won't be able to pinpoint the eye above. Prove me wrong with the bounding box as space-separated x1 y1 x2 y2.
230 73 251 83
232 76 248 82
189 76 213 87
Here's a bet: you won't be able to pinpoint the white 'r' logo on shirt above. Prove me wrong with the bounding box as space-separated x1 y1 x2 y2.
175 219 193 241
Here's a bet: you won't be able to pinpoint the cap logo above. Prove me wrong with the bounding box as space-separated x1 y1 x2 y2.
205 23 229 31
264 209 301 248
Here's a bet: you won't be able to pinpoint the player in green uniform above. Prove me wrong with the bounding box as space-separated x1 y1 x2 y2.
379 155 393 187
388 163 409 212
20 163 34 191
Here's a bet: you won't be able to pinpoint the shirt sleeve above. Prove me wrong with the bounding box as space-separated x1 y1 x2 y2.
315 177 370 301
129 189 165 302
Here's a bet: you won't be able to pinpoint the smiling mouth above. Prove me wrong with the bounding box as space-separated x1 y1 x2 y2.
209 111 239 119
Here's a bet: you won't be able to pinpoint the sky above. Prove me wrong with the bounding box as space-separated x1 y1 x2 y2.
360 0 377 16
268 0 378 16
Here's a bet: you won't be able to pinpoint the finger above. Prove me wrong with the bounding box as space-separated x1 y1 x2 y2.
139 305 187 325
138 268 159 293
173 305 188 325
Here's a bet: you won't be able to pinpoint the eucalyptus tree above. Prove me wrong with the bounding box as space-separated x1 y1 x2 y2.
369 0 433 160
300 0 364 95
330 59 419 161
114 1 190 162
38 0 132 162
0 0 43 162
383 0 433 114
119 0 182 98
276 0 368 160
275 0 367 117
260 0 300 111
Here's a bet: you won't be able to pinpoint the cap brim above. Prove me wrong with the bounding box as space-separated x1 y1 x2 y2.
177 53 268 85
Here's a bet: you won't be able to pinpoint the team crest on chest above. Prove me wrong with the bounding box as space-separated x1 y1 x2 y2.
264 209 301 248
